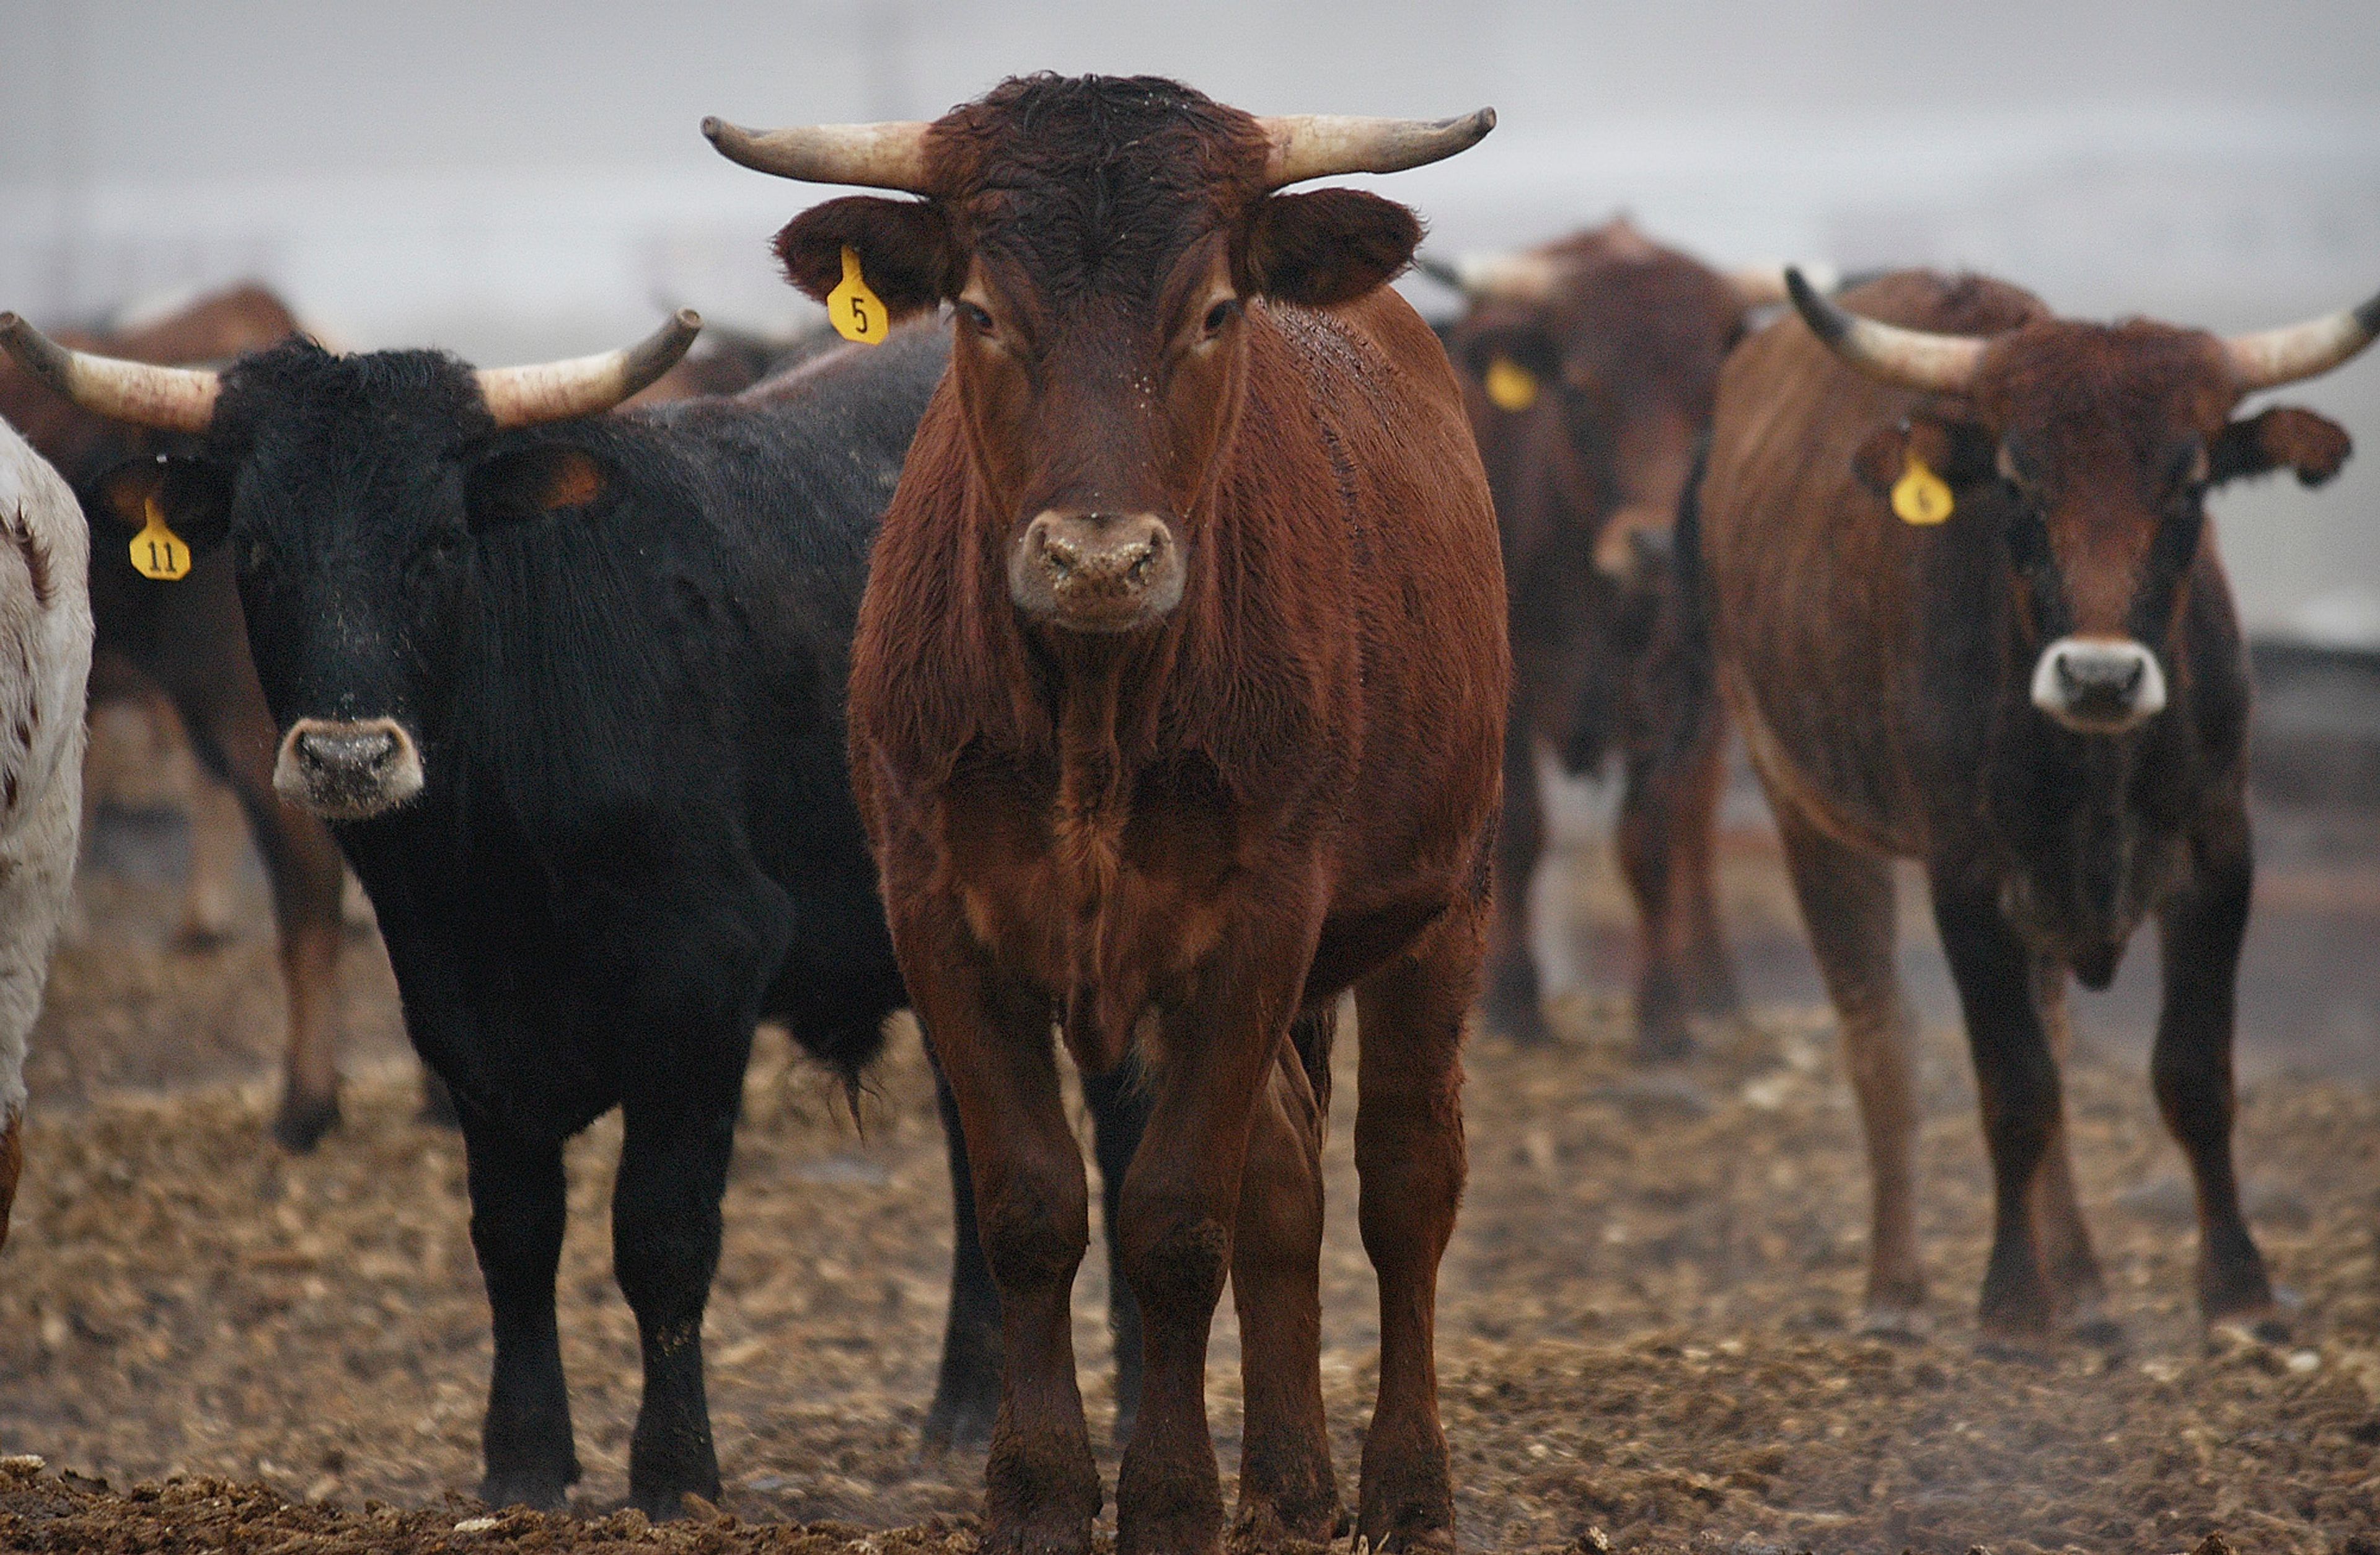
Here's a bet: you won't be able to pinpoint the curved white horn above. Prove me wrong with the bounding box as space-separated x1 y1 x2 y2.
2223 289 2380 392
1727 262 1840 309
702 117 934 192
0 311 220 432
1785 268 1986 395
1256 108 1495 189
475 310 701 429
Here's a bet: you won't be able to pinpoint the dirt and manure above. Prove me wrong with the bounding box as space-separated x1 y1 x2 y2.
2 830 2377 1551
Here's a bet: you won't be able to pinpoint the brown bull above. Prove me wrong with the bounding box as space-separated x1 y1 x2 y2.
1692 267 2377 1337
710 74 1507 1554
0 285 357 1149
1432 220 1805 1055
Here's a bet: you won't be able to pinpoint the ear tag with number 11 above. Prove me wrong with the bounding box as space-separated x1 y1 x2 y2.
1892 452 1954 526
131 497 191 581
827 246 888 345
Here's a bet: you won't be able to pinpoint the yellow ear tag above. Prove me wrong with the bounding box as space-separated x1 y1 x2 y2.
1892 454 1954 525
827 245 888 345
130 498 192 581
1484 355 1540 412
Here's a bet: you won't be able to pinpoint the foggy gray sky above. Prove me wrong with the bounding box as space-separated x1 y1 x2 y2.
2 0 2378 629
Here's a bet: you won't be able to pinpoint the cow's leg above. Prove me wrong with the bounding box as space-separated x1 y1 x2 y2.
185 697 348 1153
2027 959 2111 1334
1113 977 1297 1555
925 1049 1004 1455
904 920 1098 1555
1929 867 2060 1337
1351 904 1479 1554
176 767 247 948
0 1104 21 1249
1482 715 1553 1046
2153 810 2277 1333
1618 697 1736 1060
1230 1013 1337 1545
1080 1054 1149 1445
612 1088 741 1517
1774 810 1924 1326
460 1119 578 1509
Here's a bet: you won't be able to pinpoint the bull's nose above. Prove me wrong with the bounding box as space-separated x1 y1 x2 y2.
274 716 425 820
298 728 397 773
2030 636 2167 734
1010 509 1184 632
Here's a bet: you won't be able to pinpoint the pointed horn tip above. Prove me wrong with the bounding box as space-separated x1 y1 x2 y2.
671 307 702 335
700 116 726 144
1783 267 1845 341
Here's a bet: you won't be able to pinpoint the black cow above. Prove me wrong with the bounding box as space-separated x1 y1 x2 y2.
0 311 1146 1512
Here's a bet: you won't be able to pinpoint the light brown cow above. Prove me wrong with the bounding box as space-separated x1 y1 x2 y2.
1692 267 2376 1337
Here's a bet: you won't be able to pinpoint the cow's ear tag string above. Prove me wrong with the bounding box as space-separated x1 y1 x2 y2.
828 246 888 345
1892 452 1954 525
1484 355 1540 412
131 497 191 581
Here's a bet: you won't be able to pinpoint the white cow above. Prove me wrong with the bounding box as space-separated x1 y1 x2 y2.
0 416 92 1247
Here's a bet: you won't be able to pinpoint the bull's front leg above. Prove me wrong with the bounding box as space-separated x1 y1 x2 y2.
1115 920 1321 1555
458 1116 578 1510
611 1077 744 1517
901 898 1100 1555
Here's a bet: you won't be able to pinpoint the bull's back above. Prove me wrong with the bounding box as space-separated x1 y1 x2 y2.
1698 273 2042 855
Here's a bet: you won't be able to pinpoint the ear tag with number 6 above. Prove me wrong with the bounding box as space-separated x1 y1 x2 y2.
827 245 888 345
1484 355 1540 412
131 497 191 581
1892 452 1954 526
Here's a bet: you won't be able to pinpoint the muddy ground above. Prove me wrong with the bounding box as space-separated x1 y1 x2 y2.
1 774 2376 1553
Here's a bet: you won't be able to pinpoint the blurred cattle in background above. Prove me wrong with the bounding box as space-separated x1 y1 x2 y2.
0 418 95 1249
1424 221 1822 1057
1686 266 2378 1339
716 74 1505 1555
0 284 363 1151
0 307 1148 1518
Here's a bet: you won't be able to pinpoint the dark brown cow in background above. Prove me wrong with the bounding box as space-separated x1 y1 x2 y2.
710 74 1506 1555
1425 221 1810 1055
0 284 358 1149
1690 265 2378 1337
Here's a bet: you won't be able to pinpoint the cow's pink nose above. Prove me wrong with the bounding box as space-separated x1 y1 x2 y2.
1010 510 1184 632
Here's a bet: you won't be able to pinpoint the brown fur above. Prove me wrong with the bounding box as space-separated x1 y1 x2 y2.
812 75 1505 1555
1693 268 2353 1336
0 285 358 1151
1441 219 1747 1055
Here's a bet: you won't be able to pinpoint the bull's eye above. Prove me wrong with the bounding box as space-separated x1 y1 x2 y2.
1202 298 1240 338
958 301 996 337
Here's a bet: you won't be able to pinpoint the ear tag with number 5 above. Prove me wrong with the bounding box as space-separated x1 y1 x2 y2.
131 497 191 581
827 245 888 345
1892 452 1954 526
1484 355 1540 412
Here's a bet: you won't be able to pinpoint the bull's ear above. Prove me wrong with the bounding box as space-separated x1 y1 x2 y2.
95 455 232 552
1850 414 1994 498
2211 405 2352 488
1241 189 1422 308
773 195 954 322
468 444 609 529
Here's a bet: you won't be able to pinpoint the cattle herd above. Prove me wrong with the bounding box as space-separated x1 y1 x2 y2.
0 71 2374 1555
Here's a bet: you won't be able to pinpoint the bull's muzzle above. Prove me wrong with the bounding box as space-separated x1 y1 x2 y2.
1009 509 1184 633
2029 636 2167 734
274 716 425 819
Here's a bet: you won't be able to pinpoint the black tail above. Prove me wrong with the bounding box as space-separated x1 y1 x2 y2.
1647 431 1722 770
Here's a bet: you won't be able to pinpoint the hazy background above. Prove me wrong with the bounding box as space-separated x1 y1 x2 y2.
3 0 2377 634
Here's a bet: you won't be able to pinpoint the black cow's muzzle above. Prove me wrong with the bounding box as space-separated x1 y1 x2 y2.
1009 509 1185 633
2029 635 2167 735
273 716 425 820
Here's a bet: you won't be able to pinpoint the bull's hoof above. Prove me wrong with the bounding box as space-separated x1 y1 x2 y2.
2063 1298 2128 1352
477 1471 575 1513
2208 1308 2294 1349
1857 1302 1931 1343
271 1093 342 1154
625 1478 719 1523
922 1380 1000 1458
